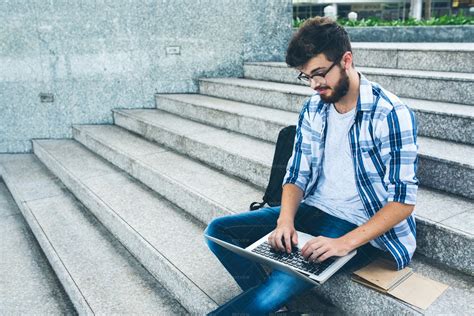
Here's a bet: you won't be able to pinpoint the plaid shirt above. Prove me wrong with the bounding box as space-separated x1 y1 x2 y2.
283 73 418 270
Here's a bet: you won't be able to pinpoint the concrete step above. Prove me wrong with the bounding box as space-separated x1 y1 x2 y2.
113 108 275 189
102 117 473 275
0 154 188 315
66 126 474 314
0 179 75 315
242 62 474 105
32 139 244 315
122 105 474 200
156 92 474 145
199 77 312 112
155 93 298 143
72 124 263 226
417 137 474 200
406 98 474 146
351 42 474 73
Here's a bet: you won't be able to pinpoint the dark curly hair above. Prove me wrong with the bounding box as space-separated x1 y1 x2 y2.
286 16 352 68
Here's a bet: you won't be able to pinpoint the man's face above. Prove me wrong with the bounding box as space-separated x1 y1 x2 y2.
298 54 350 103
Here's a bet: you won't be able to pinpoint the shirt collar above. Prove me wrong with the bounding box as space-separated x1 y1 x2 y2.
357 72 375 112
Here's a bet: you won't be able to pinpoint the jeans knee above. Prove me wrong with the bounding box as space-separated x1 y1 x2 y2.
249 289 282 314
204 216 225 238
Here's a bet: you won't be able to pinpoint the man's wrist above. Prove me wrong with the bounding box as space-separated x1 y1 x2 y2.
277 215 294 226
339 233 359 252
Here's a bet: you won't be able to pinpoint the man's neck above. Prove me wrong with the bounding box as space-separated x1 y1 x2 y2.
334 71 360 114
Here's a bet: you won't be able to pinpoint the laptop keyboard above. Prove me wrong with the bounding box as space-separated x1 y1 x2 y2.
251 241 336 276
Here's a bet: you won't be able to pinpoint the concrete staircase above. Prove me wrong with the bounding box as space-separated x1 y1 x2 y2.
1 42 473 315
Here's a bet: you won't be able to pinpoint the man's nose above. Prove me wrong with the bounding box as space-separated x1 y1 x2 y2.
310 79 321 90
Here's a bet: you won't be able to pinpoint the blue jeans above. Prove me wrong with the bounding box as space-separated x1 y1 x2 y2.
203 203 382 315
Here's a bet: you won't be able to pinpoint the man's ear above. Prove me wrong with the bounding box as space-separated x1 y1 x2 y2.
342 52 353 70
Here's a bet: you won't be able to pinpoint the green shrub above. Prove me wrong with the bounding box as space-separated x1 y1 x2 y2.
293 14 474 28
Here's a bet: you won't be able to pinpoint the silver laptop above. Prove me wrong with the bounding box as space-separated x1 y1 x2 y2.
205 230 356 285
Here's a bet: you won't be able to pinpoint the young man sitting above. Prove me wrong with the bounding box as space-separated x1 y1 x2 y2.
204 16 418 315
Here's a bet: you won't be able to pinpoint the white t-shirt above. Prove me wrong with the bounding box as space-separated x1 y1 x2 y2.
304 104 368 226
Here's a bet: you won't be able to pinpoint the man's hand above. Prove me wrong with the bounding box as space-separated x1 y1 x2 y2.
268 221 299 254
301 236 353 263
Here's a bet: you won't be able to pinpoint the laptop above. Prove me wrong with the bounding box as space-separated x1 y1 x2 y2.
205 230 356 285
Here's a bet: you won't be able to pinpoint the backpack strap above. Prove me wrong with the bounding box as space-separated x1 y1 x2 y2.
249 201 266 211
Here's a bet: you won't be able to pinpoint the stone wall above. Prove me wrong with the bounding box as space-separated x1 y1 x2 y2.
0 0 292 152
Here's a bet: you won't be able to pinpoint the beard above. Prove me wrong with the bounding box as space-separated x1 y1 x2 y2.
319 67 350 104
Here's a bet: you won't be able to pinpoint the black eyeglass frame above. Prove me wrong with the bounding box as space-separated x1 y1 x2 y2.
297 55 343 84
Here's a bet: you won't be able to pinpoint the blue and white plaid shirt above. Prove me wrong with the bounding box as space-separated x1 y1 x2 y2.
283 73 418 270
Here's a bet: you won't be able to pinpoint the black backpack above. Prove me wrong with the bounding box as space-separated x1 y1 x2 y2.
250 125 296 210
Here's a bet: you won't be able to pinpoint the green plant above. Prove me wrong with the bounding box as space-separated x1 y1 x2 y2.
293 13 474 28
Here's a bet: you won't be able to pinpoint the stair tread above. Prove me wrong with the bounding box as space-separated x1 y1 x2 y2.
156 93 297 124
244 62 474 81
200 77 313 95
0 154 187 315
0 179 74 315
401 98 474 119
32 139 243 307
417 137 474 168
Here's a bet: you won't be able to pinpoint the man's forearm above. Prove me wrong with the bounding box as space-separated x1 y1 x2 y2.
340 201 414 250
278 183 304 225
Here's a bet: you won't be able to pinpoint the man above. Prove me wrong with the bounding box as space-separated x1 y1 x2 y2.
204 16 418 315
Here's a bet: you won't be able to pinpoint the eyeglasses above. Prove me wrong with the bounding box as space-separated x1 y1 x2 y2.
297 56 342 86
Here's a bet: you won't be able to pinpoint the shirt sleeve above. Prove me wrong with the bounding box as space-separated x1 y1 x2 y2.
282 100 313 194
377 104 419 205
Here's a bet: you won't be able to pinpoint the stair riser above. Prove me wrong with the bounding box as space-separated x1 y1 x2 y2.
414 110 474 145
366 74 473 106
33 142 217 315
352 48 474 73
199 80 308 112
243 64 474 105
417 221 473 275
155 97 285 143
73 127 233 225
418 157 474 200
114 111 271 189
0 168 94 316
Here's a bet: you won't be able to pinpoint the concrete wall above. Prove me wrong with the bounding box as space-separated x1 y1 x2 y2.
0 0 292 153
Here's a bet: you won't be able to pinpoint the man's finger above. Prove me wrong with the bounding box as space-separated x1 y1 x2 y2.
292 232 298 246
267 232 274 249
284 233 291 253
275 232 284 251
309 246 329 262
303 240 322 258
302 236 321 254
316 250 333 263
